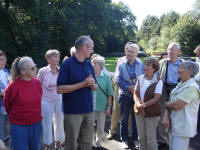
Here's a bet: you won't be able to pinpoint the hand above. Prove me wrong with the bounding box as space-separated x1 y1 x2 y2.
136 103 143 108
127 85 135 93
106 106 111 115
161 110 170 128
84 75 95 87
166 102 171 109
57 86 63 94
139 109 145 118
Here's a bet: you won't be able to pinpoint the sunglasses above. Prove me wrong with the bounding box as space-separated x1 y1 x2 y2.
27 64 37 71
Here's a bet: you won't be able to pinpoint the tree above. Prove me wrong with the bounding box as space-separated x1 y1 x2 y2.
171 13 200 56
0 0 137 67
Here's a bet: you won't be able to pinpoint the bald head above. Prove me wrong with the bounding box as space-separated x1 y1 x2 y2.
167 42 181 62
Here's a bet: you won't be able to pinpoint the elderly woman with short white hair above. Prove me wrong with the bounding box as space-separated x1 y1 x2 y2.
91 54 113 150
37 49 65 150
162 61 200 150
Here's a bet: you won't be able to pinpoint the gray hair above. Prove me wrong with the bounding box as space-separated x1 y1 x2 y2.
74 36 92 49
181 61 199 77
11 56 35 81
128 44 140 53
45 49 60 59
168 42 180 51
18 57 34 70
91 54 105 70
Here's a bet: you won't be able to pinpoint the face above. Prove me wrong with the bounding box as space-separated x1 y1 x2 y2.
196 50 200 58
47 54 60 66
92 61 102 73
178 66 191 82
83 40 94 58
22 61 37 79
144 63 155 75
126 46 138 62
167 44 180 60
0 56 6 70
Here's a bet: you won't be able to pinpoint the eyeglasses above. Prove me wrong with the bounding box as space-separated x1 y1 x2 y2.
144 63 152 67
26 64 37 71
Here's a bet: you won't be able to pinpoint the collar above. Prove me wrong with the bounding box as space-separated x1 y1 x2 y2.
169 57 182 65
125 58 139 65
140 72 159 85
100 70 105 77
170 78 200 100
72 54 86 64
46 65 59 73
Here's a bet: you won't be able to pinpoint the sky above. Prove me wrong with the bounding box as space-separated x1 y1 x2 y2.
112 0 196 28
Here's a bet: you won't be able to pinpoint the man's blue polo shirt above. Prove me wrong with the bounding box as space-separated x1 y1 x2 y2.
57 55 95 114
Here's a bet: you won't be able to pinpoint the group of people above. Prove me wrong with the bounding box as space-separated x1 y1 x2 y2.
0 49 65 150
0 35 200 150
107 41 200 150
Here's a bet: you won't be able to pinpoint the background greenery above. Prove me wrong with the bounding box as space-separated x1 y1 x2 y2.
0 0 137 67
137 0 200 56
1 0 200 68
105 57 145 72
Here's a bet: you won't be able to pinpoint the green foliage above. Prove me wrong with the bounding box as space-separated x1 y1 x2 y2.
171 13 200 56
137 7 200 56
0 0 137 67
105 57 118 72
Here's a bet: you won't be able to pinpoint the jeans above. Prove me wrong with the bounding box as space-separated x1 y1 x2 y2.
10 121 42 150
0 114 9 140
119 95 138 142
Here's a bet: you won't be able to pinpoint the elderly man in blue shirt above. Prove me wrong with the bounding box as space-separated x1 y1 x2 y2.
117 44 144 149
158 42 184 148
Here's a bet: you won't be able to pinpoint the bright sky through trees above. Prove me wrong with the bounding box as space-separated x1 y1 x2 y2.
112 0 196 28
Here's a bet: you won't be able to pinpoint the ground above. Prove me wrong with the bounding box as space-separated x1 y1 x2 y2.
91 115 200 150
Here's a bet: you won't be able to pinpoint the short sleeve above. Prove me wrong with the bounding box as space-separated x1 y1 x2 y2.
134 80 139 91
106 76 114 96
154 80 163 94
37 69 44 83
177 86 199 104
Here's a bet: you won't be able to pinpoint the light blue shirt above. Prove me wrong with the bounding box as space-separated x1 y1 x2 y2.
117 58 144 97
165 58 182 84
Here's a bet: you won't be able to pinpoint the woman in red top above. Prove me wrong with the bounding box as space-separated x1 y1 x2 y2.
3 56 42 150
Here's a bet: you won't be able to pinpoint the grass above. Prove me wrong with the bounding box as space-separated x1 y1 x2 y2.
105 57 145 72
105 57 118 72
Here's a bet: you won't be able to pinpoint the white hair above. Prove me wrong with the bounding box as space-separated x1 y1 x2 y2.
91 55 105 70
18 56 34 70
168 42 180 51
128 44 140 53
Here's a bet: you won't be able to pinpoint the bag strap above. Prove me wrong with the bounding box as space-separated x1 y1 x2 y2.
97 81 108 97
165 60 181 84
125 63 135 85
136 79 141 99
165 60 169 84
